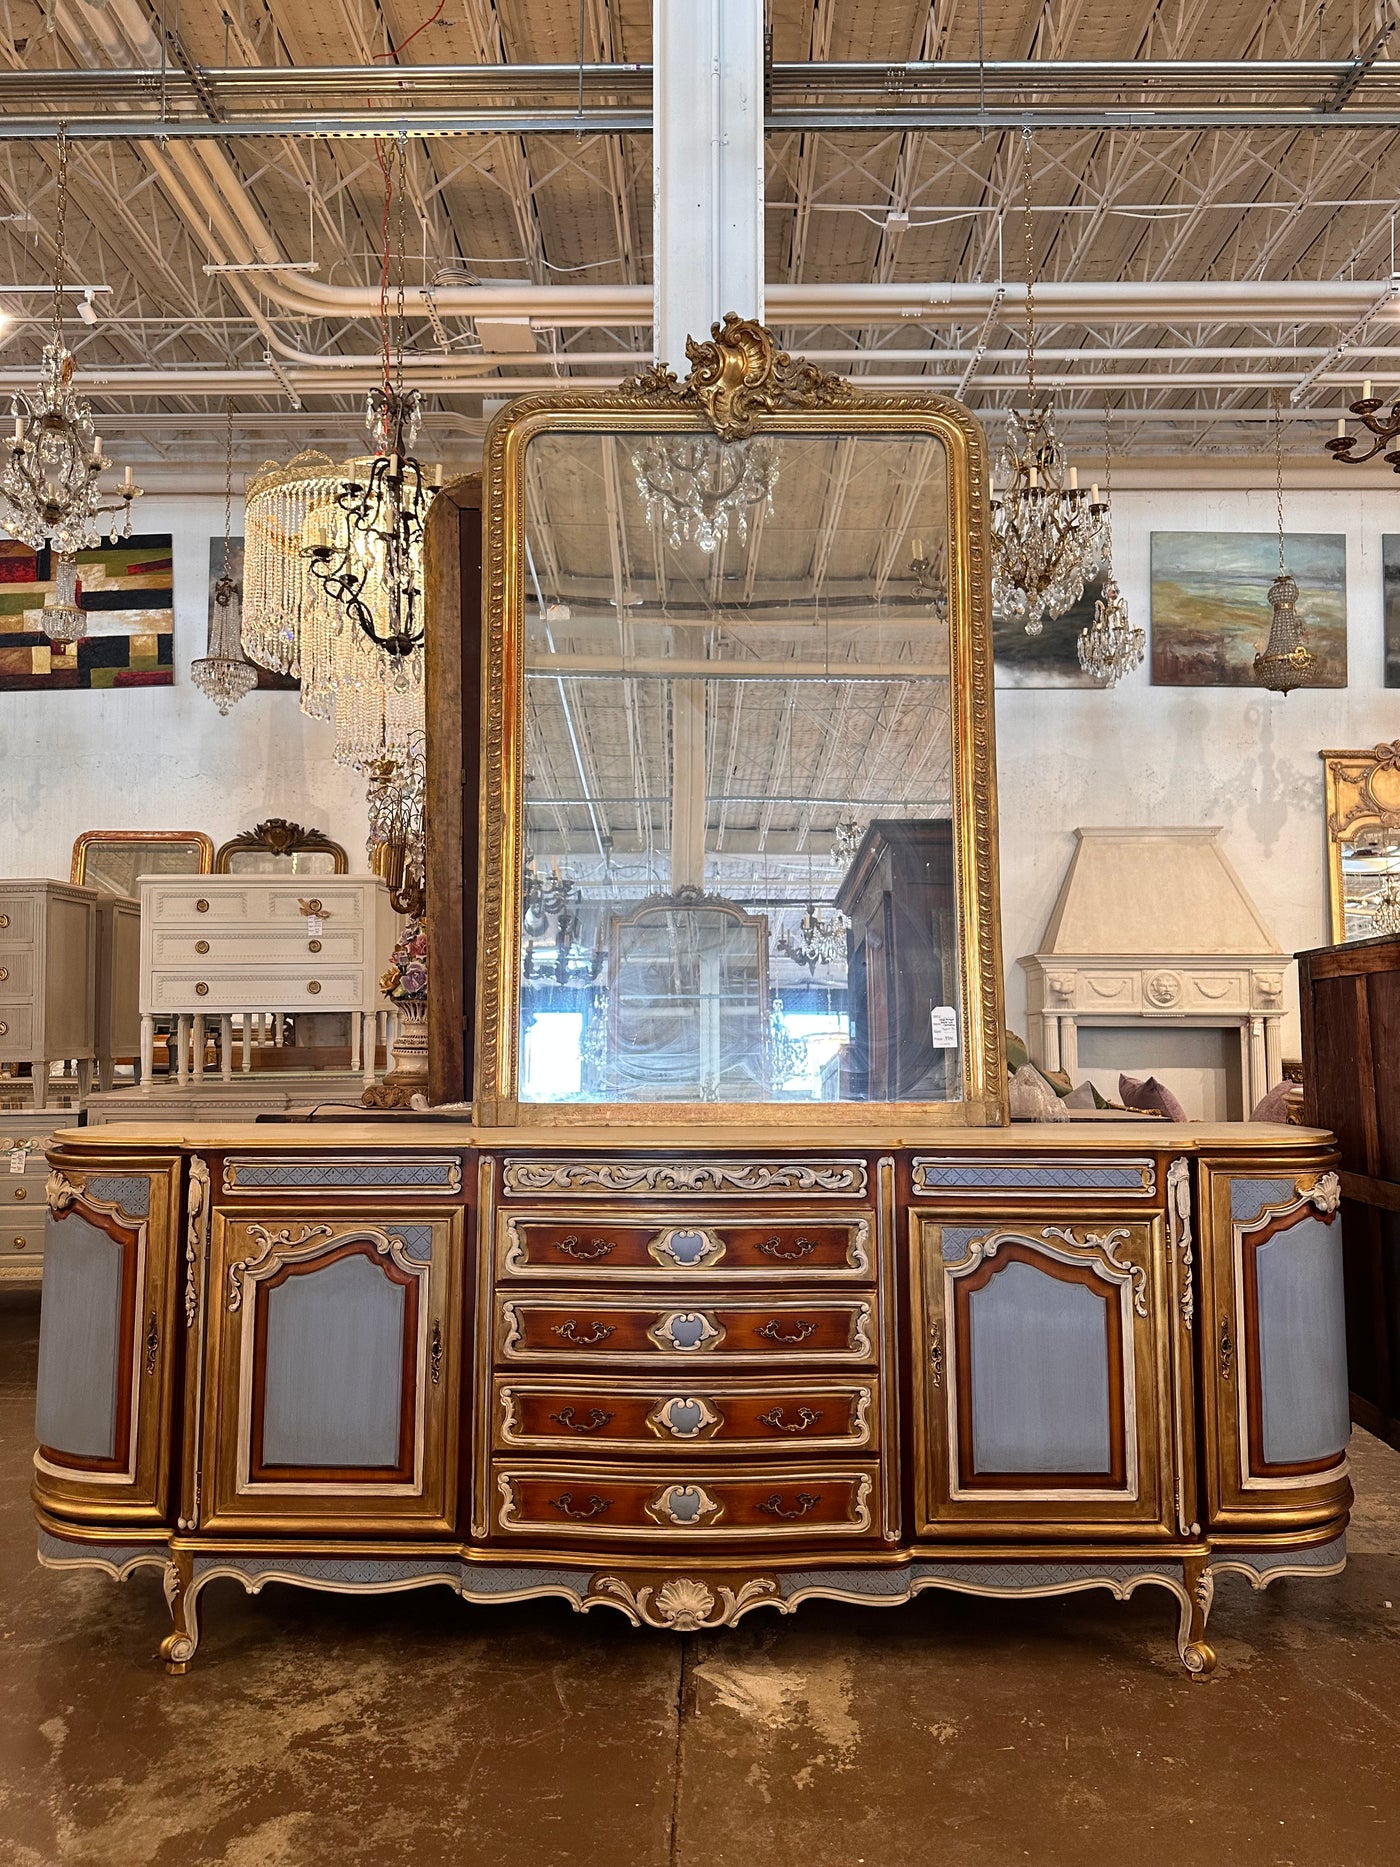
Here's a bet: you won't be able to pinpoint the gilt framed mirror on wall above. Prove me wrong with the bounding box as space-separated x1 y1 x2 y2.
71 829 214 895
453 317 1004 1127
1322 743 1400 943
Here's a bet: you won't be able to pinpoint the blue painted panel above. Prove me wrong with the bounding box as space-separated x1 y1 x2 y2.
35 1212 124 1460
84 1175 151 1218
1255 1215 1350 1467
967 1258 1113 1475
1231 1178 1293 1226
260 1252 407 1470
916 1162 1152 1192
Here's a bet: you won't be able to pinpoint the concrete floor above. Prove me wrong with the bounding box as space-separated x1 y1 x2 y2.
2 1283 1398 1867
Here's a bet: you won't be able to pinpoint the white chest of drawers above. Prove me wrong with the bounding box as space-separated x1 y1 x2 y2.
0 879 100 1109
137 875 397 1088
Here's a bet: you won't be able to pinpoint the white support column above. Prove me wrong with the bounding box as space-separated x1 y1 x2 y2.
653 0 765 368
670 678 708 891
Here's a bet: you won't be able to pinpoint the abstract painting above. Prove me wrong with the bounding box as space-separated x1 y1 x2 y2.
207 538 297 691
1151 531 1347 687
993 576 1109 688
0 533 173 691
1383 535 1400 687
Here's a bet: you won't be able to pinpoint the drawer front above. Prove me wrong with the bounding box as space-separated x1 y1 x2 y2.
0 899 36 941
500 1156 870 1200
912 1156 1160 1201
494 1462 879 1540
495 1376 878 1454
149 888 251 924
0 950 34 999
146 970 363 1011
498 1294 875 1364
0 1006 34 1053
150 929 365 966
0 1213 44 1269
260 887 369 927
500 1211 872 1279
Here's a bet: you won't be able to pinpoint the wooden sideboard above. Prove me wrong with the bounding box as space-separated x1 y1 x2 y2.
138 875 396 1088
34 1120 1351 1677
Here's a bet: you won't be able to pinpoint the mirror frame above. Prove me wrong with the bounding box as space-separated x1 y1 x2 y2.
71 829 214 892
213 818 348 874
474 315 1006 1128
1321 741 1400 942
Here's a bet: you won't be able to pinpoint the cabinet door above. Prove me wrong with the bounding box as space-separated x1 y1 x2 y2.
34 1157 182 1524
911 1215 1178 1539
1199 1166 1352 1534
201 1209 462 1533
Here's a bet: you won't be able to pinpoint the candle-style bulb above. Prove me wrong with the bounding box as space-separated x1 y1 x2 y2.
1363 379 1373 402
912 537 924 561
1068 465 1079 491
1337 418 1347 438
123 463 133 490
1090 482 1100 505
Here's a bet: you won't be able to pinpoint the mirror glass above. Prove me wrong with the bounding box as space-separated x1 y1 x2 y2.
72 833 212 896
1338 830 1400 941
517 426 958 1105
221 848 341 876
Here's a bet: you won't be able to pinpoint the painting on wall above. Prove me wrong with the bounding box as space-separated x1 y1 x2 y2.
207 538 297 691
993 576 1109 688
1150 531 1347 687
1383 535 1400 687
0 533 174 691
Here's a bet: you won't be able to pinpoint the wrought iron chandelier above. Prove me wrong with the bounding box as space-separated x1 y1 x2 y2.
775 901 848 975
1076 413 1144 687
990 130 1108 636
0 125 142 556
1326 376 1400 472
305 136 435 658
1253 401 1317 696
632 431 778 553
192 401 258 715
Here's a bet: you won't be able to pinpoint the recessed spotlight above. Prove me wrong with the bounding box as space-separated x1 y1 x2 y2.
76 289 98 325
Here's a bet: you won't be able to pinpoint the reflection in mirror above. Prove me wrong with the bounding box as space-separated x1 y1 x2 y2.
518 426 958 1105
71 831 214 895
1339 831 1400 940
1322 744 1400 943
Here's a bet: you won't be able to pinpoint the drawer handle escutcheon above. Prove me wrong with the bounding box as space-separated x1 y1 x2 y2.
550 1319 614 1347
194 941 209 955
756 1318 818 1345
308 939 322 953
194 982 209 997
430 1319 442 1386
556 1233 615 1261
306 980 322 994
145 1311 159 1375
929 1320 943 1389
549 1492 611 1521
548 1406 614 1434
1219 1318 1234 1381
757 1235 818 1260
758 1492 821 1520
757 1405 823 1433
195 899 209 912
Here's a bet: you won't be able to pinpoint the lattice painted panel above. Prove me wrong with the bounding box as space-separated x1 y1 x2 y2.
223 1159 461 1193
84 1174 151 1217
914 1160 1155 1195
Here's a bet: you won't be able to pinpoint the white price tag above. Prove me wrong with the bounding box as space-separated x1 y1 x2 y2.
9 1147 25 1173
929 1005 958 1049
305 915 324 938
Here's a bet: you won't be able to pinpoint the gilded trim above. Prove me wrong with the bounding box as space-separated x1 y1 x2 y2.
501 1158 868 1196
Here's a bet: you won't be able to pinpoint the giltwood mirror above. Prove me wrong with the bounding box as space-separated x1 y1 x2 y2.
214 818 348 875
1322 743 1400 941
474 316 1004 1127
71 829 214 894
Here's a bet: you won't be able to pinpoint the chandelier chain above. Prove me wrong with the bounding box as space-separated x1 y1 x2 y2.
1021 127 1036 409
1274 394 1286 576
52 124 68 354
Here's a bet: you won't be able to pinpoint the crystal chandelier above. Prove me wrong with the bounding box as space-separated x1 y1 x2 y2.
1076 415 1144 686
306 138 435 659
632 431 778 552
521 853 601 984
37 554 86 645
908 537 948 624
366 735 427 917
1362 871 1400 935
990 130 1108 635
1253 402 1317 696
775 902 848 975
0 125 142 555
831 816 864 872
192 402 258 715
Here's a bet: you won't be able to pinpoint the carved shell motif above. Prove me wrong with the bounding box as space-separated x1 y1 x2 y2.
653 1578 717 1630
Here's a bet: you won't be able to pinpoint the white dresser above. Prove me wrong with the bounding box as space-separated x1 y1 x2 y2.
0 879 100 1108
0 1107 67 1278
138 875 397 1088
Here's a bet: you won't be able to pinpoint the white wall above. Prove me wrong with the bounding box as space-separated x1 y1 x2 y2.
996 480 1400 1064
0 496 368 878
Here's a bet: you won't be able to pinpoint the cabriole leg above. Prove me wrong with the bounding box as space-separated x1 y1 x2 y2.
1178 1558 1216 1681
160 1552 201 1674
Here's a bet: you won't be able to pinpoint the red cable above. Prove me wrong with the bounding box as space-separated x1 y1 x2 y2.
374 0 446 62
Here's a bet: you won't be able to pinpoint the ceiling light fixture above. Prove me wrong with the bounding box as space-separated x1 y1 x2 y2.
192 399 258 715
1076 410 1143 687
76 289 97 326
990 129 1108 636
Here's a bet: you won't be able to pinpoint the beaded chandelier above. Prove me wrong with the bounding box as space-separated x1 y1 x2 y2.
1253 403 1317 696
191 402 257 715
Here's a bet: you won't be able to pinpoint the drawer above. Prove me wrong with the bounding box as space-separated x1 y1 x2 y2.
261 888 368 927
146 971 364 1011
500 1211 872 1279
0 1006 34 1054
497 1293 875 1365
911 1155 1160 1200
150 929 365 966
0 951 34 999
500 1156 870 1200
4 1177 40 1206
494 1462 879 1540
0 899 36 941
495 1375 878 1454
0 1214 44 1265
149 888 251 924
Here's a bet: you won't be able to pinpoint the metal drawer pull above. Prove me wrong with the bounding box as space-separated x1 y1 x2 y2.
555 1234 615 1261
0 1022 7 1037
756 1318 818 1344
306 980 321 994
757 1405 822 1434
0 967 8 982
300 898 324 915
195 899 209 912
758 1492 821 1520
757 1235 818 1260
549 1492 611 1520
0 914 8 927
550 1319 614 1347
307 939 322 953
11 1235 25 1249
194 982 209 996
194 941 209 955
548 1406 614 1434
13 1186 26 1201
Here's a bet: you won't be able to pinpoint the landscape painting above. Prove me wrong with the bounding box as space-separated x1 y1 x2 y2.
207 537 296 690
1384 535 1400 687
993 576 1109 688
1151 531 1347 687
0 533 173 691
